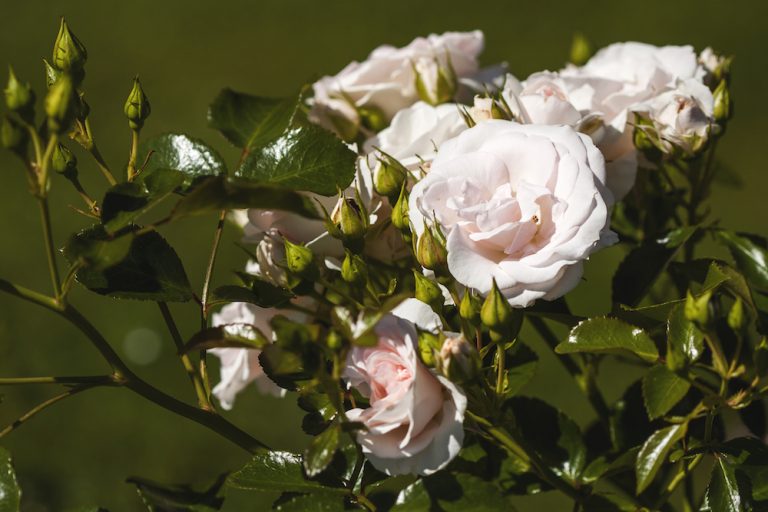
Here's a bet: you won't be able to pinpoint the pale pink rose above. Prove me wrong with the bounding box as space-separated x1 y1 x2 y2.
309 31 484 137
409 121 616 308
209 302 286 409
344 299 466 476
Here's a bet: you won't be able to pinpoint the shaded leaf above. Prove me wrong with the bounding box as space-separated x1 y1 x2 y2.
504 343 538 397
715 230 768 292
210 283 293 309
182 326 269 354
0 447 20 512
273 493 345 512
127 474 225 511
226 451 348 495
62 225 133 272
556 317 659 363
304 423 341 478
138 133 227 192
641 365 691 420
393 472 518 512
208 89 296 150
666 303 704 366
705 455 742 512
635 424 684 493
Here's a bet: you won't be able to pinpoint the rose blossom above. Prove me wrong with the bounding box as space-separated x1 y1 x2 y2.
309 31 484 138
209 302 286 409
409 121 616 308
344 298 466 476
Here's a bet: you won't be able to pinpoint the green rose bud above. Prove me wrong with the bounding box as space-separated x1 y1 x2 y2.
684 290 712 329
438 336 481 384
374 150 408 198
414 55 456 106
416 223 448 274
569 33 592 66
334 197 366 242
341 250 367 285
52 18 88 74
480 279 521 340
713 79 731 124
44 74 77 134
413 271 443 314
358 105 386 133
459 289 481 327
727 297 745 333
283 239 315 277
123 76 151 130
43 59 61 89
418 329 442 367
4 67 36 122
51 143 78 179
0 115 28 155
391 183 410 232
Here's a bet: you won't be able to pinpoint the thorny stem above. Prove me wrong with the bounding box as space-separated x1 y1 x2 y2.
158 302 213 411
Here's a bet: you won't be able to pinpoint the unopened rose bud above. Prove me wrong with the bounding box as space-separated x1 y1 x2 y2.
727 297 745 333
438 336 480 384
341 250 367 285
569 33 592 66
374 151 408 198
51 143 78 179
632 116 663 162
43 59 61 89
325 330 344 351
52 18 87 76
459 289 481 327
481 279 521 340
391 184 410 232
413 271 443 314
332 196 366 243
684 290 712 329
418 329 442 367
0 115 28 155
358 105 386 133
124 76 151 130
284 239 315 277
44 74 77 134
713 79 731 124
416 223 448 273
414 55 456 106
4 67 35 122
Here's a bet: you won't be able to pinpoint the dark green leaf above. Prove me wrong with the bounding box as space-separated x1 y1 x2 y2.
127 474 225 511
101 168 185 234
715 230 768 292
273 493 345 512
304 423 341 478
235 124 356 196
298 392 336 436
393 472 518 512
641 365 691 420
226 451 348 495
182 326 269 354
635 424 684 493
706 455 742 512
504 343 538 397
210 283 293 309
208 89 297 150
64 228 193 302
666 303 704 366
172 176 319 219
556 317 659 362
62 225 133 272
0 447 20 512
138 133 227 192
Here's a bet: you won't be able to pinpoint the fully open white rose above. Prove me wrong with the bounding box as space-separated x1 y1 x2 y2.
409 121 616 307
209 303 286 409
309 31 483 137
344 299 466 476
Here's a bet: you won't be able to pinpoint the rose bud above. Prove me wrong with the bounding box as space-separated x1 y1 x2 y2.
414 56 456 106
391 183 410 232
438 335 480 384
52 18 88 74
283 238 315 278
569 32 592 66
123 76 151 130
413 271 443 314
43 59 61 89
416 223 448 274
51 143 78 179
341 250 367 285
459 289 481 327
480 279 520 340
713 79 731 124
358 105 387 133
44 74 77 134
684 290 712 329
373 150 408 198
0 115 28 156
4 67 35 122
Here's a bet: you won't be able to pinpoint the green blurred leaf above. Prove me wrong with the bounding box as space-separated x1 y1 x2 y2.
556 317 659 362
641 365 690 420
235 124 356 196
705 455 742 512
715 230 768 292
101 168 185 234
226 451 348 495
393 472 518 512
64 227 193 302
304 423 341 478
182 325 269 354
172 176 319 219
666 303 704 366
138 133 227 192
273 493 345 512
0 447 20 512
127 474 225 511
635 424 684 493
208 89 297 150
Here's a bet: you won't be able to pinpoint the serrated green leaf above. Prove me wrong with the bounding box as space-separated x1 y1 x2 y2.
715 230 768 292
64 228 193 302
706 455 742 512
0 447 20 512
235 124 356 196
274 493 345 512
667 303 704 366
304 423 341 478
210 283 293 309
62 225 134 272
393 473 518 512
641 365 691 420
556 317 659 362
635 424 684 493
138 133 227 192
208 89 297 150
226 451 348 495
172 176 319 219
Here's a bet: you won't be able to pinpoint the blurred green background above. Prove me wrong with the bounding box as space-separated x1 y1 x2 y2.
0 0 766 510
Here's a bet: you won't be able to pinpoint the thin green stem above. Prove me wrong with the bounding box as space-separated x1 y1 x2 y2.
158 302 213 411
37 198 62 299
201 210 227 324
24 123 43 167
37 135 57 193
495 343 506 394
127 129 140 181
0 375 115 386
0 383 96 438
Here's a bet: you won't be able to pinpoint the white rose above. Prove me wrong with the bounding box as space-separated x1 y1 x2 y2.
344 299 466 476
409 121 616 308
309 31 484 137
209 302 287 409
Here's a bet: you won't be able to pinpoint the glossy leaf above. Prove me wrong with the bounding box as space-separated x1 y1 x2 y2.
210 283 293 309
101 168 185 233
666 303 704 366
127 475 225 511
556 317 659 362
235 124 356 196
393 472 518 512
226 451 348 495
138 133 227 192
172 176 319 219
635 424 684 493
208 89 296 149
304 423 341 478
0 447 20 512
182 326 269 354
641 365 690 420
715 230 768 292
705 455 741 512
62 225 133 272
64 228 193 302
274 493 345 512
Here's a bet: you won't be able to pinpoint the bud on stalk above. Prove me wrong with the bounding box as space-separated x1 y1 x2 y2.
44 74 77 134
713 79 731 124
374 151 408 199
459 289 481 327
51 143 78 179
284 239 315 277
4 67 36 122
124 76 151 130
391 184 410 232
0 115 28 156
52 18 88 79
341 250 367 285
438 336 480 384
569 33 592 66
416 223 448 274
413 271 443 314
481 279 522 340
